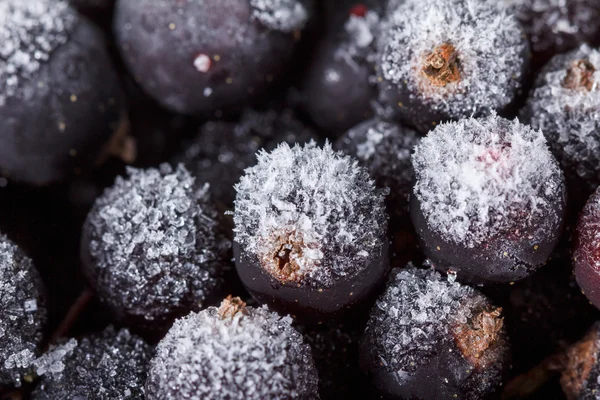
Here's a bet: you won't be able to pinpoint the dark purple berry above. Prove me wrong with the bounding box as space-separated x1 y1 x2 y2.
67 0 114 14
522 44 600 193
411 115 566 284
0 235 47 387
145 296 319 400
0 0 125 185
377 0 529 133
175 108 317 207
560 322 600 400
81 164 232 333
31 326 152 399
360 267 510 400
114 0 312 115
302 1 382 135
574 187 600 311
233 142 389 323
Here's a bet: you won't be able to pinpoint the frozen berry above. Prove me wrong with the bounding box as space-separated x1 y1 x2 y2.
522 44 600 192
233 142 389 323
81 164 232 332
302 1 382 134
31 326 152 399
175 108 317 207
504 0 600 66
67 0 114 14
411 114 566 284
145 296 319 400
573 187 600 310
0 234 47 387
0 0 125 185
114 0 312 115
360 267 510 400
377 0 529 133
560 322 600 400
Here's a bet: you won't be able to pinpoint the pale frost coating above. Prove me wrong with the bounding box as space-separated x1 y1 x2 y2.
233 142 387 286
380 0 527 118
32 327 152 399
250 0 309 32
334 10 380 71
0 0 76 106
146 305 319 400
412 114 562 248
32 339 77 378
84 164 231 324
523 45 600 189
0 234 47 386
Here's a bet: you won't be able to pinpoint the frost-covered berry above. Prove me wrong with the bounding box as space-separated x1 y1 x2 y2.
0 235 47 387
377 0 529 133
233 142 389 323
175 108 316 207
522 44 600 192
114 0 311 115
0 0 125 185
145 296 319 400
560 322 600 400
360 267 510 400
302 0 382 134
31 326 152 400
411 114 566 284
503 0 600 65
81 164 232 332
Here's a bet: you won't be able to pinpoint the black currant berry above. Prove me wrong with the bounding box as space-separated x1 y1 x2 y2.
360 267 510 400
81 164 232 332
0 234 47 387
560 322 600 400
377 0 529 133
302 1 382 134
574 187 600 311
0 0 125 185
31 326 152 399
233 142 389 323
175 108 316 207
522 44 600 193
411 114 566 284
114 0 312 115
145 296 319 400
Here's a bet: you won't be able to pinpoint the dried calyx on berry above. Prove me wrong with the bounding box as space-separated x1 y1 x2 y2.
360 267 510 400
145 297 319 400
233 142 389 323
377 0 529 133
560 322 600 400
411 114 566 284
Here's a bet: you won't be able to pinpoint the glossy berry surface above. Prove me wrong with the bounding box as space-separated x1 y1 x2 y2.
0 234 47 387
114 0 311 115
360 267 510 400
81 164 232 332
31 326 152 399
175 108 316 207
411 114 566 284
233 142 389 323
145 297 319 400
0 0 124 185
574 187 600 310
377 0 529 133
522 44 600 193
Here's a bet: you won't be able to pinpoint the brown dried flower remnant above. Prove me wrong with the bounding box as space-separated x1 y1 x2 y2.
562 59 596 91
453 307 504 367
422 43 461 87
218 295 248 320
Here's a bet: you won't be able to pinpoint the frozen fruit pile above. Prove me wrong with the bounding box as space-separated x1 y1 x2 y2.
2 0 600 399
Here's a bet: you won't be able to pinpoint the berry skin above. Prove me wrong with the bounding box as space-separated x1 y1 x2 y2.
233 142 389 323
81 164 232 333
377 0 529 133
31 326 152 400
360 267 510 400
522 44 600 193
0 0 125 185
114 0 312 116
145 296 319 400
302 1 382 135
411 114 566 284
503 0 600 66
0 234 47 387
175 108 316 207
560 322 600 400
